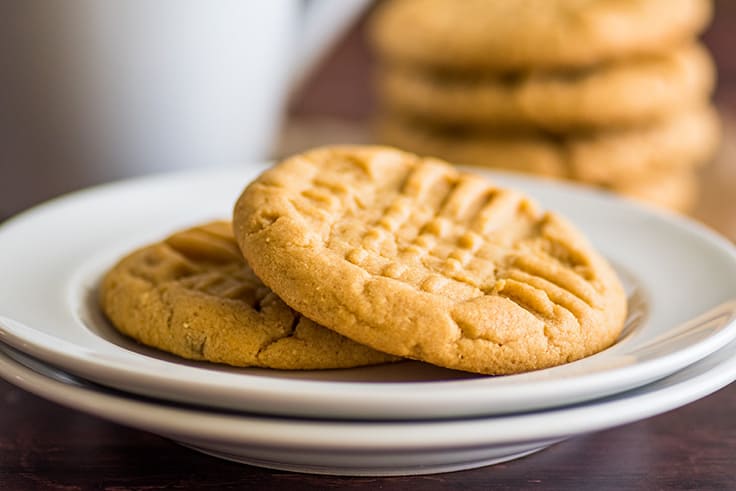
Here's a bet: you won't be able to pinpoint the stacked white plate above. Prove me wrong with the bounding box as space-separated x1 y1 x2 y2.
1 165 736 476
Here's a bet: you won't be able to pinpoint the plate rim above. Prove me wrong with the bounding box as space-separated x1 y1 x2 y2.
0 335 735 450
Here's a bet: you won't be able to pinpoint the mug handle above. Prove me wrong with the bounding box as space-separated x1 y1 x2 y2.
289 0 372 95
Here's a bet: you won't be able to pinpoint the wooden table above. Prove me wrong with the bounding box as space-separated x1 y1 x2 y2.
2 3 736 490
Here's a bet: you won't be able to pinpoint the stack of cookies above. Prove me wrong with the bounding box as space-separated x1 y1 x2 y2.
100 146 627 375
370 0 720 213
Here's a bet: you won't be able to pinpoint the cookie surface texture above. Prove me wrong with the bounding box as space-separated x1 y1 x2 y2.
99 221 398 369
234 146 627 374
379 43 714 131
370 0 711 71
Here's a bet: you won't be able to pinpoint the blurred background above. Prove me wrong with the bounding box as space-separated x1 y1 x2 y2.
1 0 734 240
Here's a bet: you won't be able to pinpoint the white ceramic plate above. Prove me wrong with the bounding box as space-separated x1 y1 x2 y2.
0 166 735 420
2 336 736 476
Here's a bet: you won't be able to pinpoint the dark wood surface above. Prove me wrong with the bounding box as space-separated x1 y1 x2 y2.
2 2 736 490
0 380 733 490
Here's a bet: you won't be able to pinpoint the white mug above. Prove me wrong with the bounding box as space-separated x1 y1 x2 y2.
0 0 368 212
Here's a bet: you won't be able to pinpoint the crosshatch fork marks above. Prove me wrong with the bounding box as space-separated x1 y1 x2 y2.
330 157 610 316
101 219 398 369
340 161 572 304
324 154 598 318
165 222 271 308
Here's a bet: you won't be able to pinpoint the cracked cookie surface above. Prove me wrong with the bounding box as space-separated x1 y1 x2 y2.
99 221 398 369
234 146 627 374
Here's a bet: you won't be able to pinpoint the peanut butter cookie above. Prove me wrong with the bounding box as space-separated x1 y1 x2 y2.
379 43 714 131
370 0 711 71
377 105 719 186
99 221 398 369
612 170 699 213
234 146 627 374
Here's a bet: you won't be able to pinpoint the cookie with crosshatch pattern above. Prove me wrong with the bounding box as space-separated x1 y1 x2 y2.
233 146 627 374
99 221 398 369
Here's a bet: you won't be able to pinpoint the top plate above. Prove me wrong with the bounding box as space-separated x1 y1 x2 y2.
0 164 735 420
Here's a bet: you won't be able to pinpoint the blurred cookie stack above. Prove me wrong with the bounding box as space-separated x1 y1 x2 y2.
370 0 719 212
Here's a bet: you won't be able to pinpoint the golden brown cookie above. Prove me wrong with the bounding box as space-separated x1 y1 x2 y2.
378 115 568 177
370 0 712 71
377 105 720 185
234 146 627 375
570 106 719 184
99 221 398 369
379 43 714 131
611 171 700 213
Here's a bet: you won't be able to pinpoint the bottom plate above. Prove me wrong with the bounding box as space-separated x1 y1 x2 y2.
1 335 736 476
